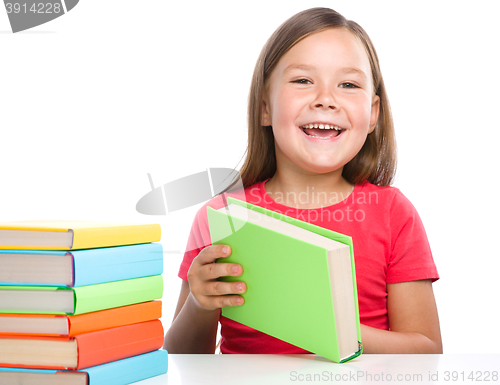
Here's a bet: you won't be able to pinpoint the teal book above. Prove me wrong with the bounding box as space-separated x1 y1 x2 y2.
207 197 362 363
0 275 163 315
0 350 168 385
0 243 163 287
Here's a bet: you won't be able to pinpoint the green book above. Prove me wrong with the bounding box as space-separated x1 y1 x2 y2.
207 198 362 363
0 275 163 315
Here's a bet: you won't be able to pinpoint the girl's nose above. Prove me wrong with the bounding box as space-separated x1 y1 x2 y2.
310 88 338 110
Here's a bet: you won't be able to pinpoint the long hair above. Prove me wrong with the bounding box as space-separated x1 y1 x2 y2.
238 7 396 187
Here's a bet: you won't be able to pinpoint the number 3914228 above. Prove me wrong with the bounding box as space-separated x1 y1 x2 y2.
5 3 62 14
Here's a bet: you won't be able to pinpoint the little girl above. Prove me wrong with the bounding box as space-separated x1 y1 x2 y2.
164 7 442 354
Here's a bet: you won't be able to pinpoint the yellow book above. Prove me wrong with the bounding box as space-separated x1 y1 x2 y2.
0 220 161 250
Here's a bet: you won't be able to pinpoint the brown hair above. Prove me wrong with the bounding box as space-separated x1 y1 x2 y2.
238 7 397 187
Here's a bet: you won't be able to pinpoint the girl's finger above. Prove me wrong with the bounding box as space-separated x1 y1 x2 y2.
204 294 245 310
199 262 242 281
195 244 231 265
200 280 246 297
217 295 245 308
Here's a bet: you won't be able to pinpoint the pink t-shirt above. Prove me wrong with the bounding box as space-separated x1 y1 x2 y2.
178 180 439 354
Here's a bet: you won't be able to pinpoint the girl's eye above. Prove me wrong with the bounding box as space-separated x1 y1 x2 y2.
292 78 312 84
339 82 359 89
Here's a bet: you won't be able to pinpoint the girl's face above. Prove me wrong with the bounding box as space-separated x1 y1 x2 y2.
261 28 380 176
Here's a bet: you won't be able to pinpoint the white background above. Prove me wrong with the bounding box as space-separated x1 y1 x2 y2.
1 1 499 354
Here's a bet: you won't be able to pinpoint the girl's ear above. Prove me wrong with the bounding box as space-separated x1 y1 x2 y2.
369 95 380 134
261 94 272 127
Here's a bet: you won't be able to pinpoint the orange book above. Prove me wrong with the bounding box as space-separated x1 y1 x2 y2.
0 319 164 370
0 301 162 337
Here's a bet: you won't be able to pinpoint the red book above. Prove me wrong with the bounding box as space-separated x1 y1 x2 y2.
0 319 163 370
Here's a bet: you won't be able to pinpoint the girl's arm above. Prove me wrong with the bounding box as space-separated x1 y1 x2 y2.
360 279 443 354
163 245 245 353
163 280 220 353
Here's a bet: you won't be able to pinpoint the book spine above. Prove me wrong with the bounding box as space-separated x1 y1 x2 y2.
0 351 168 385
72 275 163 315
76 320 164 369
68 301 162 336
71 225 161 250
73 243 163 286
84 350 168 385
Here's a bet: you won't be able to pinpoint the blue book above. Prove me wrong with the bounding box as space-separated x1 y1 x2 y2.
0 350 168 385
0 243 163 287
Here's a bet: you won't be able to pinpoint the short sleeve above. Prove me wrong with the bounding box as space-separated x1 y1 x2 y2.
178 196 228 281
387 190 439 283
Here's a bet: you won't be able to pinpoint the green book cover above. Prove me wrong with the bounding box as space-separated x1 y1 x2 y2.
0 275 163 315
207 197 362 363
73 274 163 314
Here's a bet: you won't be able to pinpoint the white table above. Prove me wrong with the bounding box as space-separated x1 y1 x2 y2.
139 353 500 385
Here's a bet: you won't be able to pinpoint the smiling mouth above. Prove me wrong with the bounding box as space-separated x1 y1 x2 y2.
300 123 346 140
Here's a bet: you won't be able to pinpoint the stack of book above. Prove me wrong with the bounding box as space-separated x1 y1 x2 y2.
0 220 168 384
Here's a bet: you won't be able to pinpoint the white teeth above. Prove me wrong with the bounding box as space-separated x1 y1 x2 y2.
302 124 342 130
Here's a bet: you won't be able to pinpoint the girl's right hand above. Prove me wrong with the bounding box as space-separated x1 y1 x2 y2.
186 244 246 311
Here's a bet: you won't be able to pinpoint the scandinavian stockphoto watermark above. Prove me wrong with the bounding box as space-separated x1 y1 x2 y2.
135 169 246 255
136 170 378 218
136 170 378 253
248 186 378 224
136 169 245 215
3 0 78 33
135 170 378 223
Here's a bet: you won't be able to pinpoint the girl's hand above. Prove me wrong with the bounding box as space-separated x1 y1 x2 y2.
186 245 246 311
